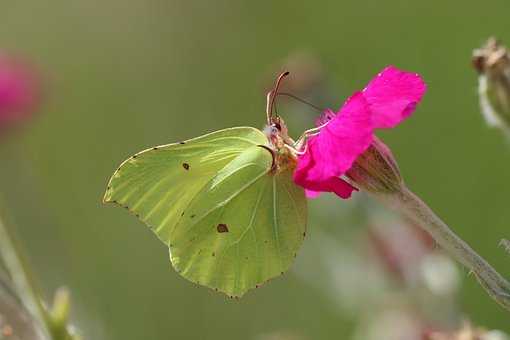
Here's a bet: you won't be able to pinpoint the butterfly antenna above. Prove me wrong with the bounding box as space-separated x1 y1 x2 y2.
276 92 324 113
266 71 290 124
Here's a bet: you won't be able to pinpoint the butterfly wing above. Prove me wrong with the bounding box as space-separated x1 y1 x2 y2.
172 145 307 297
104 127 307 297
103 127 267 243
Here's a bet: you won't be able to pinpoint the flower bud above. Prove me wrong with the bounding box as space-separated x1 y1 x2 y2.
472 38 510 134
346 136 403 194
47 287 82 340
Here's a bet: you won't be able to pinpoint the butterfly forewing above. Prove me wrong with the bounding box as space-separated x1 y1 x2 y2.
104 127 267 243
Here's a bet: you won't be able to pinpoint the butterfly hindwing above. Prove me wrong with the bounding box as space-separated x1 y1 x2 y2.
172 145 307 296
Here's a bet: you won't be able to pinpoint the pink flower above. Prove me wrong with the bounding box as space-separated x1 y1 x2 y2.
293 66 426 198
0 54 40 130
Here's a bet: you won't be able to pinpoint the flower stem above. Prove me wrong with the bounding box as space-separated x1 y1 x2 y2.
0 211 51 338
378 185 510 311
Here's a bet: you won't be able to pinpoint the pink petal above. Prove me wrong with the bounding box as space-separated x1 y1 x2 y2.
293 66 426 200
304 177 358 199
362 65 426 128
293 92 373 186
305 189 321 198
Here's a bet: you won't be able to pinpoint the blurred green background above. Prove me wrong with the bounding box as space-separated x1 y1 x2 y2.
1 0 510 339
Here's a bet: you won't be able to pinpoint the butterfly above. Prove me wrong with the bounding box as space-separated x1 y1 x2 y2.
103 72 307 297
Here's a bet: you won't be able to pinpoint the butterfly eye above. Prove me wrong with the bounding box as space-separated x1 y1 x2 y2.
273 122 282 131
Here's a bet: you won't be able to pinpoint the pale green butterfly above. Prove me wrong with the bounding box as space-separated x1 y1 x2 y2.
103 72 308 297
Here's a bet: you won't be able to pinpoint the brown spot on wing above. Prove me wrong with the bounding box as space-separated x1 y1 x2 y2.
217 223 229 233
182 163 190 170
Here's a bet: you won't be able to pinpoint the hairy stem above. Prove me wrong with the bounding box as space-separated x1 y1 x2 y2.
378 186 510 311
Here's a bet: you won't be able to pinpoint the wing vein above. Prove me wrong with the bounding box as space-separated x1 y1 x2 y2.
281 180 304 226
272 176 283 272
172 163 268 236
231 183 266 246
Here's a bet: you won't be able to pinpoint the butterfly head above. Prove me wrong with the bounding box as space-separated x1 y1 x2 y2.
266 114 289 140
264 113 292 148
263 118 297 173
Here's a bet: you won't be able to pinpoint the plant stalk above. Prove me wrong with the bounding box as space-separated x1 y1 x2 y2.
0 211 51 339
377 185 510 311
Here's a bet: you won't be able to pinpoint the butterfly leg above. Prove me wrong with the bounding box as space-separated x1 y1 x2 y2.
293 122 328 151
284 143 307 156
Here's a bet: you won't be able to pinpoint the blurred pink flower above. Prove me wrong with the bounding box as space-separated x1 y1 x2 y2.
293 66 426 198
0 54 40 131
